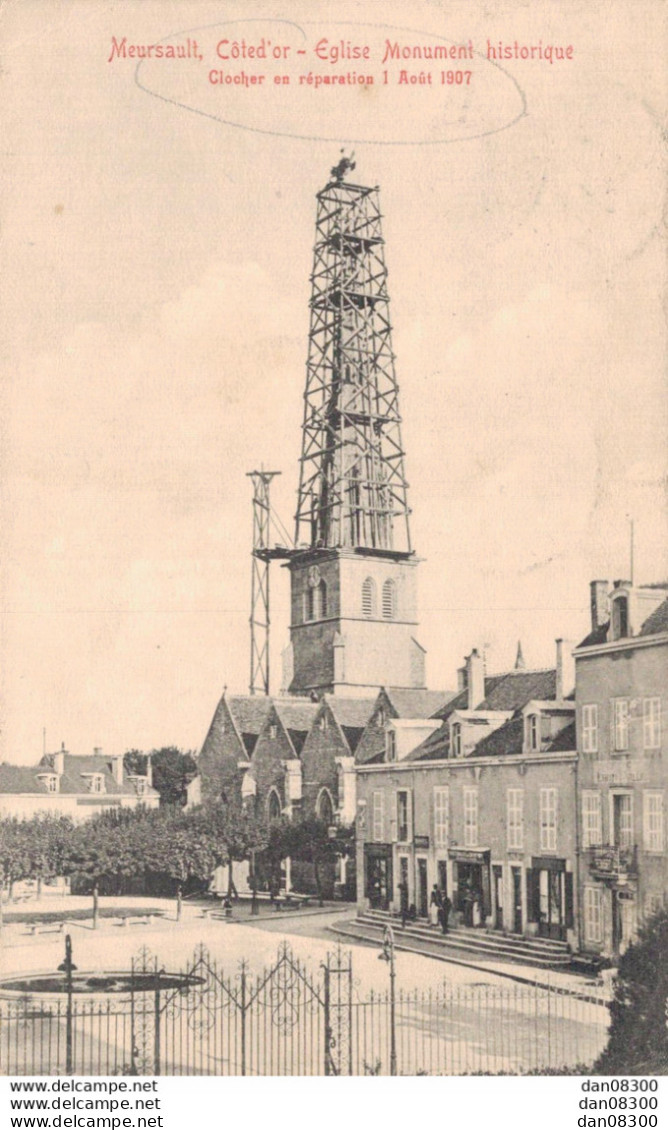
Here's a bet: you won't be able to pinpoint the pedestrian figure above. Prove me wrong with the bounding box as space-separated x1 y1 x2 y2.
398 879 409 928
429 884 441 927
440 893 452 935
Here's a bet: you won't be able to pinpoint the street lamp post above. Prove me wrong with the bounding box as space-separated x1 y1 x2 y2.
378 924 397 1076
58 934 77 1074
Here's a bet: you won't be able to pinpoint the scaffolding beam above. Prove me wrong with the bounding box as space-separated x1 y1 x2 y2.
294 169 413 554
247 470 281 696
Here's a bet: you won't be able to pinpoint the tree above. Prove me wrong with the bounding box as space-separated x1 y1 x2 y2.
594 907 668 1075
0 818 32 898
282 818 338 906
26 814 73 894
0 815 74 897
124 747 197 807
195 801 269 898
63 808 144 895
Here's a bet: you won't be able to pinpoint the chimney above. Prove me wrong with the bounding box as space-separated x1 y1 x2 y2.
146 754 153 789
555 638 575 699
456 664 467 693
555 639 564 701
112 754 124 786
52 742 66 776
590 580 609 631
466 649 485 710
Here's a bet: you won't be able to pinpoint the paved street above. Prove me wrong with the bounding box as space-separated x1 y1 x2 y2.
1 895 608 995
2 897 512 991
1 897 611 1075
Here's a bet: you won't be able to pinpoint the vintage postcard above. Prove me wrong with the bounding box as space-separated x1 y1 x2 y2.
0 0 666 1114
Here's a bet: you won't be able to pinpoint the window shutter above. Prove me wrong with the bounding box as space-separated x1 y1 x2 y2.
565 872 574 929
406 789 413 842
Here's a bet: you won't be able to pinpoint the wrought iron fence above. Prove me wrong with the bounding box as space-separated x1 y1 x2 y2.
0 940 610 1076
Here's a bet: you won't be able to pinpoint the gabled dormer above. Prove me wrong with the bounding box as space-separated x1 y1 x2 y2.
36 772 59 793
385 718 442 762
522 700 576 754
447 709 513 758
608 581 668 643
80 772 106 794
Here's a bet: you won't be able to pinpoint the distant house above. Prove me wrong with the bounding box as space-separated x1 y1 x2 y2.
0 745 159 822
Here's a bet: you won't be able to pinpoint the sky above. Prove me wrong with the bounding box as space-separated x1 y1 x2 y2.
1 0 666 764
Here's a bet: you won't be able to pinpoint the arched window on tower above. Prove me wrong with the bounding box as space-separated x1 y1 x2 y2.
382 578 397 620
317 788 334 826
362 577 376 618
267 789 282 822
306 577 328 621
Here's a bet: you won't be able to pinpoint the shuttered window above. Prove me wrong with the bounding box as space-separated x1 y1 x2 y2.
584 887 603 944
612 698 629 752
582 704 598 754
643 698 661 750
464 788 478 847
434 787 449 848
581 791 602 848
372 790 384 842
539 788 557 851
506 789 524 849
644 792 664 854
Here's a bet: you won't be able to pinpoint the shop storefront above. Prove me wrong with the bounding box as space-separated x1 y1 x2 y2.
528 857 573 941
449 848 491 927
364 843 393 911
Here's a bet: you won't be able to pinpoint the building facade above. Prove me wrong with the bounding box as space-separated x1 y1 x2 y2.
0 747 158 822
356 645 580 947
575 581 668 959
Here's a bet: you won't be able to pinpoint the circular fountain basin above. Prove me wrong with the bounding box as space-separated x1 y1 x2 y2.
0 970 204 1002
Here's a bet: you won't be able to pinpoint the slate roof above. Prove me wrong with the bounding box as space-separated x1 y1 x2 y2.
228 696 272 755
471 715 524 759
639 598 668 637
468 714 576 760
432 669 557 720
577 595 668 648
324 696 375 754
415 668 558 761
385 688 454 719
0 764 47 793
577 622 610 648
0 754 154 797
200 694 273 760
274 700 320 756
546 719 577 752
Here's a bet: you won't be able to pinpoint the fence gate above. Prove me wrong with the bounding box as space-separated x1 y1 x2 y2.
136 941 352 1076
0 938 607 1076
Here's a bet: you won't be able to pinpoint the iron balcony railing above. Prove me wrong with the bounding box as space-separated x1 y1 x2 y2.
587 844 638 880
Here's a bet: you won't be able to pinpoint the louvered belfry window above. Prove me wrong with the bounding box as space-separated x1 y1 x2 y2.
382 578 397 619
362 577 376 617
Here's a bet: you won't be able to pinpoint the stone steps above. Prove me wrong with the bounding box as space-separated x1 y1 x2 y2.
358 911 572 968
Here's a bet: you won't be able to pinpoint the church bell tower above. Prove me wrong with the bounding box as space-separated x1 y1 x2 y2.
284 158 425 697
